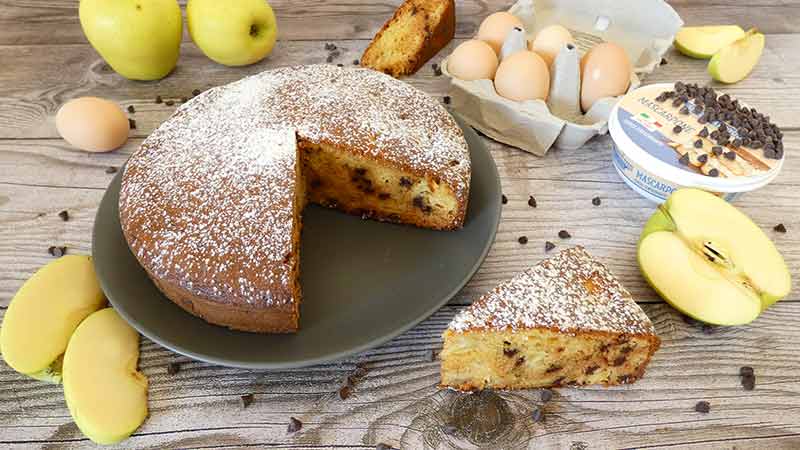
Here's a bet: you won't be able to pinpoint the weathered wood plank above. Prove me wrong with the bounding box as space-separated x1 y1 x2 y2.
1 0 799 45
1 303 799 449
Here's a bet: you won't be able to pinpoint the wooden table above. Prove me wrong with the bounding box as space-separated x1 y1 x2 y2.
1 1 799 448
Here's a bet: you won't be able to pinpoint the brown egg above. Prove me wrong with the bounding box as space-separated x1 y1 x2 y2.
531 25 574 67
494 51 550 102
448 40 499 81
56 97 130 152
477 12 524 54
580 42 632 112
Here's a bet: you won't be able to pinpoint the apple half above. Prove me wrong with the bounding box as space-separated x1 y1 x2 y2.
638 189 791 325
674 25 745 59
709 29 765 84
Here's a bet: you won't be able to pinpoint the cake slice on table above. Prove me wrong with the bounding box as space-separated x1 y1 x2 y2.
361 0 455 77
440 247 660 391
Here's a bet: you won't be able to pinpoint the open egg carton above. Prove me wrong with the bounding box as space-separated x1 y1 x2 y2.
441 0 683 155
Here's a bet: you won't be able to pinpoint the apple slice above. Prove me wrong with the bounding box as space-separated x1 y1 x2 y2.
709 29 765 84
638 188 791 326
0 255 106 382
674 25 745 59
63 308 148 445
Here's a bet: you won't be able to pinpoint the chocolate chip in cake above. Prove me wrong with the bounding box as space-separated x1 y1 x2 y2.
774 223 787 233
518 236 528 245
612 355 626 366
503 347 518 357
694 401 711 413
165 100 175 106
501 194 508 204
155 95 163 104
287 416 302 433
105 166 118 174
724 151 736 160
708 168 720 178
584 365 599 375
58 210 69 221
592 196 601 206
515 356 526 367
338 385 352 400
545 241 556 252
167 362 181 375
697 154 708 164
698 127 709 138
558 230 571 239
528 196 537 208
128 118 136 129
192 88 202 96
673 125 682 134
240 393 254 408
531 405 545 423
443 95 451 105
399 177 413 188
127 105 135 114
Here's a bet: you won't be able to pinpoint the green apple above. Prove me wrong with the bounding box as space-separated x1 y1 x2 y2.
63 308 148 445
187 0 278 66
0 255 106 383
638 189 791 326
79 0 182 80
674 25 745 59
709 29 765 84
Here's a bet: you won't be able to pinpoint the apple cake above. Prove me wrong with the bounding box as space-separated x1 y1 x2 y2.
119 65 471 333
361 0 455 77
440 247 660 391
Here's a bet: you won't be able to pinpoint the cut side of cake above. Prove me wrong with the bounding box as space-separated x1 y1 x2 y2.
440 247 660 391
361 0 455 77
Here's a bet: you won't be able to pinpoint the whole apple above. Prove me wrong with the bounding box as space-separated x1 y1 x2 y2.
187 0 278 67
79 0 182 81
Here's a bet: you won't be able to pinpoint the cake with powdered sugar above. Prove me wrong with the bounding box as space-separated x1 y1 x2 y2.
440 246 660 391
119 64 471 333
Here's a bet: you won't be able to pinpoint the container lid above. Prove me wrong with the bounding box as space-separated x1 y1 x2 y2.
609 83 783 193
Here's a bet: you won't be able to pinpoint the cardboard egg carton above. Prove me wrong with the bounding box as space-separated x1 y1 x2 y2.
441 0 683 155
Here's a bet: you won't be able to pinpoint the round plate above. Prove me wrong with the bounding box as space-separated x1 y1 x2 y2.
92 115 501 369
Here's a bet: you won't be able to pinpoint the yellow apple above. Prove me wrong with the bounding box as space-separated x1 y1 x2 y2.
187 0 278 66
0 255 106 383
63 308 148 445
79 0 182 80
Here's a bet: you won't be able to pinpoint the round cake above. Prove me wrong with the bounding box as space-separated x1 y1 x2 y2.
119 65 471 333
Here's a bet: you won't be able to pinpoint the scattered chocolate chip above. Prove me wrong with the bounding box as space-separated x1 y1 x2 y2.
528 196 537 208
127 105 135 114
192 88 202 96
774 223 787 233
105 166 118 174
701 323 715 334
180 96 188 103
531 405 545 422
724 151 736 160
167 362 181 375
545 241 556 252
155 95 163 104
337 63 344 67
660 57 668 66
708 168 720 178
695 401 711 413
432 64 442 76
58 210 69 221
501 194 508 204
48 246 66 257
697 154 708 164
540 389 553 403
558 230 571 239
740 366 754 377
673 125 682 134
165 100 175 106
240 393 254 408
694 139 704 149
353 59 360 65
699 127 709 138
712 146 724 156
518 236 528 245
742 375 756 391
592 196 601 206
324 43 336 51
326 55 333 63
287 416 302 433
128 118 136 129
338 385 352 400
443 95 451 105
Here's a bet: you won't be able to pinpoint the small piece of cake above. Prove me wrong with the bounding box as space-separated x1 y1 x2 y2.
361 0 455 77
440 247 660 391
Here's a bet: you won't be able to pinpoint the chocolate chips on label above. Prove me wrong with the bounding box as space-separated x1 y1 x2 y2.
774 223 787 233
240 393 254 408
558 230 571 239
287 417 302 433
695 401 711 413
545 241 556 252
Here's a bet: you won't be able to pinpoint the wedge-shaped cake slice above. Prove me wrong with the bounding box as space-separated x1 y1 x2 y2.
440 246 660 391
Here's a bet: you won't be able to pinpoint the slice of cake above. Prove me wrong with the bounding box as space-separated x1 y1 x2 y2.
440 247 660 391
361 0 455 77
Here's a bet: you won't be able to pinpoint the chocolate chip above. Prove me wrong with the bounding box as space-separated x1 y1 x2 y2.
503 347 518 357
724 151 736 160
656 94 667 102
324 43 336 51
612 355 626 366
699 127 709 138
353 59 360 65
545 241 556 252
167 362 181 375
742 375 756 391
240 393 254 408
58 210 69 221
48 246 66 257
694 139 704 149
330 50 340 58
679 153 690 165
378 192 390 200
774 223 787 233
660 57 668 66
732 138 742 147
708 168 720 177
127 105 135 113
501 194 508 204
432 64 442 76
698 115 708 124
192 89 202 96
128 118 136 129
155 95 163 104
592 196 601 206
540 389 553 402
165 100 175 106
180 96 188 103
673 125 682 134
531 405 545 422
518 236 528 245
558 230 571 239
287 417 302 433
528 196 537 208
697 154 708 164
695 401 711 413
672 97 683 107
399 177 413 188
326 55 333 63
105 166 118 174
443 96 451 105
740 366 754 377
337 63 343 67
585 365 599 375
338 385 352 400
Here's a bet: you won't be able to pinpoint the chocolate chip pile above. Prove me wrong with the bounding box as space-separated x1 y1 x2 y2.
657 82 784 160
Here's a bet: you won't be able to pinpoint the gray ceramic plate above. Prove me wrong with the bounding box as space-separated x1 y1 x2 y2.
92 115 501 369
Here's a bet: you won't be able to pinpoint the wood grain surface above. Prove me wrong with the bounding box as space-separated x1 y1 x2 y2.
1 0 800 449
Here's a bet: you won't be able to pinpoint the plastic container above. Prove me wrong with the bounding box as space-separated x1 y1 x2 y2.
609 83 783 203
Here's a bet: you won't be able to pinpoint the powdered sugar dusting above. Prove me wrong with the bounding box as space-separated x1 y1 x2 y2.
448 247 656 336
120 64 470 308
